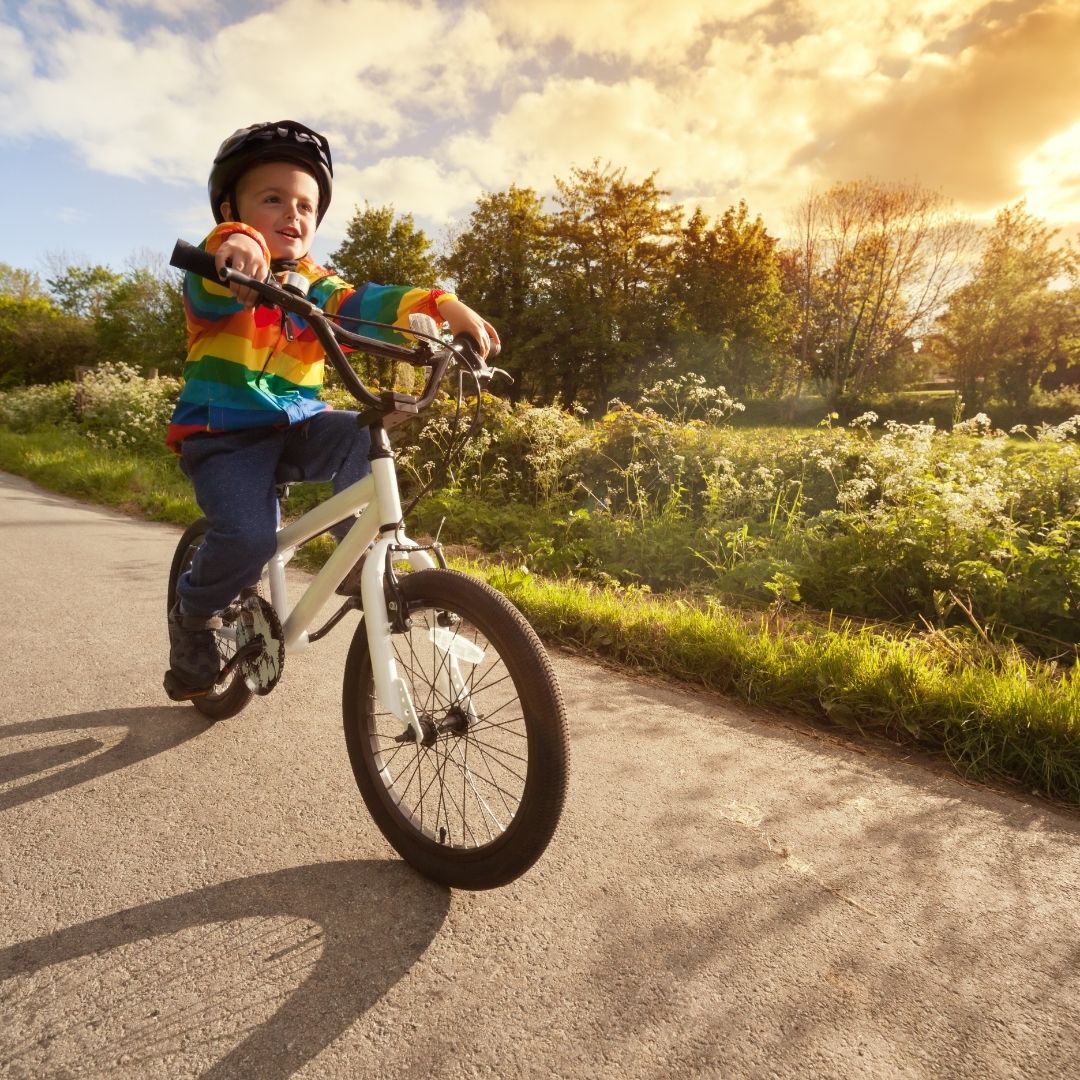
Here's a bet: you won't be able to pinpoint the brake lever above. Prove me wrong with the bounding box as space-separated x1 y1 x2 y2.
450 334 507 380
469 364 512 386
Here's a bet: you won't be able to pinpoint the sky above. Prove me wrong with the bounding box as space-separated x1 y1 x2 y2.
3 0 1080 280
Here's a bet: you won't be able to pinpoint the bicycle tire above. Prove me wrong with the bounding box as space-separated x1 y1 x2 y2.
167 518 255 721
342 569 569 890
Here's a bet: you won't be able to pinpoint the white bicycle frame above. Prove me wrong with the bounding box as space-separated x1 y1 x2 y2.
255 444 443 744
165 248 491 744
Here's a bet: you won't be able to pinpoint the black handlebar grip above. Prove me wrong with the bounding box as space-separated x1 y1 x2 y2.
170 239 222 282
453 332 500 364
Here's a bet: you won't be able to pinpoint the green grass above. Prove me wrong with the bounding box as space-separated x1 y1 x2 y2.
0 427 198 523
4 424 1080 807
479 569 1080 804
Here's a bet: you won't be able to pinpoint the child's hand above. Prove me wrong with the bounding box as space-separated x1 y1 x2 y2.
215 233 268 307
439 299 499 359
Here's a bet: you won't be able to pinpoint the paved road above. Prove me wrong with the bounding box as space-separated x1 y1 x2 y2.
1 468 1079 1079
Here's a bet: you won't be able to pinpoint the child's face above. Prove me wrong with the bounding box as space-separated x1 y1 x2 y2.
226 160 320 261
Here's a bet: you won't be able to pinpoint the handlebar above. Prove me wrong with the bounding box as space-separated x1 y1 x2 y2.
169 239 500 422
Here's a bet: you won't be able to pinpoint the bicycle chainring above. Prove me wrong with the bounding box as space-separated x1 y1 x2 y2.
235 595 285 695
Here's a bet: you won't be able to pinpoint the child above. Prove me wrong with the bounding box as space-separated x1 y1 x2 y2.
164 120 497 700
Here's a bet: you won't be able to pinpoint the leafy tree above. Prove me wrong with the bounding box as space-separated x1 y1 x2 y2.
329 202 439 288
46 264 122 320
928 202 1079 408
546 161 682 409
786 180 975 406
95 266 187 375
673 202 792 397
0 263 48 302
327 203 441 388
0 296 96 388
440 185 554 402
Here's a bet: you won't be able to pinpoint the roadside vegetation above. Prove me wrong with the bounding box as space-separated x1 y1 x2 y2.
2 368 1079 805
2 164 1078 802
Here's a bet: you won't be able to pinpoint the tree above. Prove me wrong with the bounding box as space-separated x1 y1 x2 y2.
546 161 682 409
329 203 439 287
0 296 96 388
440 185 553 402
0 263 48 302
327 204 442 388
672 202 792 398
928 202 1078 408
46 264 122 320
95 266 187 375
786 180 975 406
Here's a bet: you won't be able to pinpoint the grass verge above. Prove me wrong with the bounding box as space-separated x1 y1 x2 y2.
0 427 198 524
4 426 1079 806
477 570 1080 804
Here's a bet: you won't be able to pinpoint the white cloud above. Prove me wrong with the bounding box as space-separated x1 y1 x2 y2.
118 0 204 14
486 0 768 63
0 24 34 103
3 0 1079 256
329 157 481 235
0 0 517 180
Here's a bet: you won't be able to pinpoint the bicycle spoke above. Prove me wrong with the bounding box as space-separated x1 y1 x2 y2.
351 582 560 857
452 736 517 825
459 736 530 777
467 715 528 738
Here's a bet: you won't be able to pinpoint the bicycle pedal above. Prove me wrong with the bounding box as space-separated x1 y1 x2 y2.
163 670 212 702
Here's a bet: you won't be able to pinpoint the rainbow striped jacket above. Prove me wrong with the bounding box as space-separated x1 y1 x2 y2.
165 222 453 452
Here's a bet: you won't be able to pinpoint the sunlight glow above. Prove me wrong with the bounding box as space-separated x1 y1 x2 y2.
1017 122 1080 226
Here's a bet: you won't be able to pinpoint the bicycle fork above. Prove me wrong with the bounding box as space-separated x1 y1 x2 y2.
360 536 483 745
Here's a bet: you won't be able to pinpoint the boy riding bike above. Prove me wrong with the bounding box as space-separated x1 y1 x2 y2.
164 120 497 701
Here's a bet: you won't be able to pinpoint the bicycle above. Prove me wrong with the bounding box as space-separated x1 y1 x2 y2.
165 240 570 890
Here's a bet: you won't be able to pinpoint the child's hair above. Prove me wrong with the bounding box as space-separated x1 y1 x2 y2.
208 120 334 225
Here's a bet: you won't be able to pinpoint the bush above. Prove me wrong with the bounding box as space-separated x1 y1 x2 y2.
0 381 77 432
402 402 1080 654
5 368 1079 654
76 361 181 454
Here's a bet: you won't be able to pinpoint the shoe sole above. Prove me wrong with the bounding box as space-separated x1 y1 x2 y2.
163 670 214 702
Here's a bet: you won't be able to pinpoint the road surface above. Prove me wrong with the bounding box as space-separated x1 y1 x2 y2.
1 469 1079 1078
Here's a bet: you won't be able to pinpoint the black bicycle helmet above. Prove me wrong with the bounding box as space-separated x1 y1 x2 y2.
209 120 333 225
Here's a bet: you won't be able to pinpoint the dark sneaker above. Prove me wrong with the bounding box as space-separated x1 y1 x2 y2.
164 601 222 699
335 550 370 597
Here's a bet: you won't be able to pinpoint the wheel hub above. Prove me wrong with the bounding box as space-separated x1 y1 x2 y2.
393 705 472 747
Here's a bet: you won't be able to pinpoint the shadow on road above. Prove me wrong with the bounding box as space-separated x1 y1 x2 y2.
0 707 209 812
0 859 449 1078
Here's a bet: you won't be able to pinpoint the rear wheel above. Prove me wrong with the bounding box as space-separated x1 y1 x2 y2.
167 518 255 721
342 569 569 890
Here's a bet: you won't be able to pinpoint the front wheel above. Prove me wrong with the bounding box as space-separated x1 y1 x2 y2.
167 518 255 721
342 569 570 890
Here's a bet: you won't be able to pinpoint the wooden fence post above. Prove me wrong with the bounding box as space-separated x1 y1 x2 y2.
74 365 91 418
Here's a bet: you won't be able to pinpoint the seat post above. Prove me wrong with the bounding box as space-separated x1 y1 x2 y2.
367 429 403 532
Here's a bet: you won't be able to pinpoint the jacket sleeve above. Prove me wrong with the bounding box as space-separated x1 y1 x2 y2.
310 273 457 346
183 223 272 338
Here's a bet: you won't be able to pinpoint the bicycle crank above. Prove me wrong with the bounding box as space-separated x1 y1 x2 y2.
234 595 285 695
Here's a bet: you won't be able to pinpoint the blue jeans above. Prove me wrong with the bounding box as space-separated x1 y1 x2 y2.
177 411 371 617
